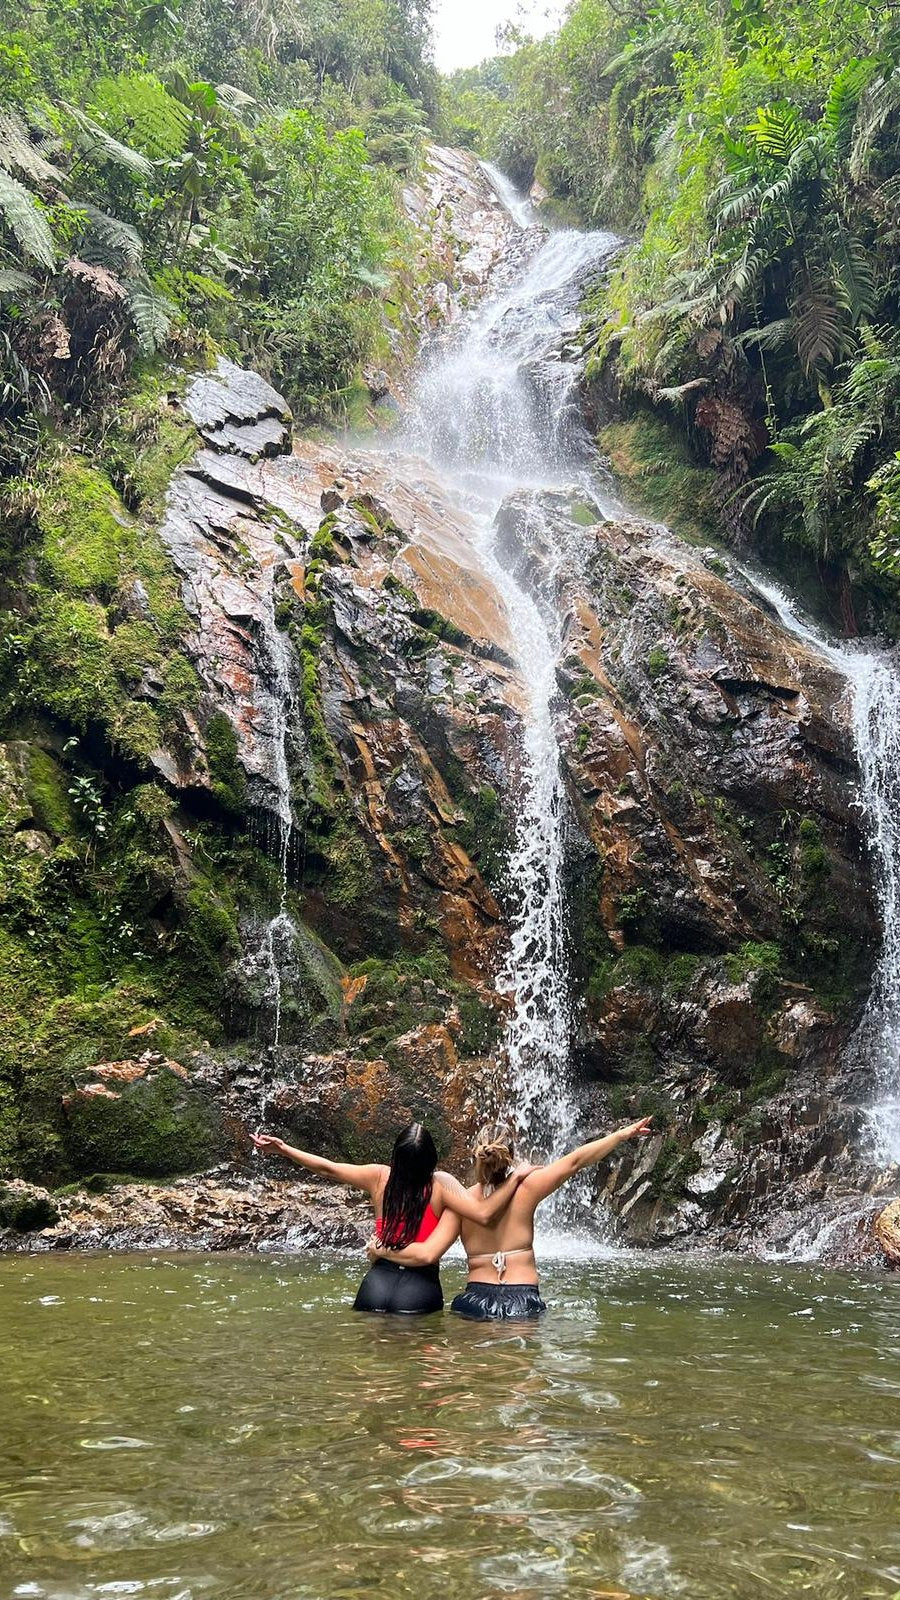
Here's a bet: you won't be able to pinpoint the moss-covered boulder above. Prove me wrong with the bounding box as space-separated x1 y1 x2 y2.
62 1068 227 1178
0 1180 59 1231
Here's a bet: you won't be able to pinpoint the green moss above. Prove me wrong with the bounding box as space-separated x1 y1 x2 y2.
599 413 720 541
24 747 74 837
62 1067 226 1178
798 817 831 881
724 941 782 985
38 458 131 596
649 1135 701 1199
446 783 510 893
109 620 164 685
570 499 598 526
110 700 162 762
325 811 377 908
646 646 670 679
205 712 247 817
100 367 196 518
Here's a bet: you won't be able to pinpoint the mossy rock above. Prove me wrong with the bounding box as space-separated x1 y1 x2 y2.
0 1184 59 1231
38 457 133 596
599 412 720 541
62 1069 226 1178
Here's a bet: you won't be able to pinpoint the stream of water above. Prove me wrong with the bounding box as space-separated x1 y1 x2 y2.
747 572 900 1169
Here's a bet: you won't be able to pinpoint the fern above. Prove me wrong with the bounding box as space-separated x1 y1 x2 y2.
824 59 876 158
88 72 191 160
850 68 900 180
829 231 877 323
0 169 56 269
125 276 175 354
0 108 62 186
0 267 37 294
74 202 145 274
793 280 846 374
746 105 808 165
62 103 154 179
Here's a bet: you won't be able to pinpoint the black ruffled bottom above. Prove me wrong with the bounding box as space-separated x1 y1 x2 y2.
451 1281 547 1321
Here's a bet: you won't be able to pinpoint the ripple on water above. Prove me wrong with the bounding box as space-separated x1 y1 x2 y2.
2 1253 900 1600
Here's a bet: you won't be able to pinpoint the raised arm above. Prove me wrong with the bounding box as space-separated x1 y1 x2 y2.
369 1205 461 1267
519 1118 653 1206
435 1169 526 1225
251 1133 385 1195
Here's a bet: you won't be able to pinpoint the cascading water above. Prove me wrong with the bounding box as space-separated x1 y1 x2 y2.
481 160 538 231
399 188 621 1172
746 572 900 1168
255 585 298 1047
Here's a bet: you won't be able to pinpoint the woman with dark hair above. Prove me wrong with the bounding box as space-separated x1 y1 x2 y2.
368 1116 653 1320
251 1122 529 1315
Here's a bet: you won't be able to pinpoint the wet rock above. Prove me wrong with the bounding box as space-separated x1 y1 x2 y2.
182 358 292 457
0 1174 368 1254
496 486 876 1248
873 1197 900 1266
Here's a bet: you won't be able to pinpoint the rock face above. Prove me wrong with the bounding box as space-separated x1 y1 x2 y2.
494 488 878 1246
0 141 888 1260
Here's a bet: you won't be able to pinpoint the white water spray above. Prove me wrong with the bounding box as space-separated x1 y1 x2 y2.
480 161 538 231
745 571 900 1167
256 586 297 1047
403 220 620 1163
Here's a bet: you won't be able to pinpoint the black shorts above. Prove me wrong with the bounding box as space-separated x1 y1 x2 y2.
353 1259 443 1315
451 1281 547 1321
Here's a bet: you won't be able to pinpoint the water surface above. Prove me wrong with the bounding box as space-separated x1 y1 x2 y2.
1 1253 898 1599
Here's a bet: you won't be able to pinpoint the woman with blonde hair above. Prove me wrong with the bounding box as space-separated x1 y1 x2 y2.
368 1116 653 1320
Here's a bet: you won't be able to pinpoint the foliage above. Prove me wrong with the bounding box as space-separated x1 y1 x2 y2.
0 0 434 470
457 1 900 618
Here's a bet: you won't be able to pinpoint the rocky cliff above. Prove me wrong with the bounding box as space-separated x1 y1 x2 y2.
0 147 886 1259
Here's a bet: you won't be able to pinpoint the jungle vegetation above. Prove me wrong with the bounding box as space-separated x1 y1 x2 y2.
444 0 900 625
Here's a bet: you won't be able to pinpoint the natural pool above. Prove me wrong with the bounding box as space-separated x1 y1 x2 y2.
1 1251 898 1600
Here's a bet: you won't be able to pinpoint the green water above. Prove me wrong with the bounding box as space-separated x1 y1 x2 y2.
1 1252 898 1600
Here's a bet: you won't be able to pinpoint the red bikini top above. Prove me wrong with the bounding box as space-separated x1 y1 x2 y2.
375 1201 440 1245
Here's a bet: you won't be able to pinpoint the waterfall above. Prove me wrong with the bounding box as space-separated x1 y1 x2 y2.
256 582 297 1048
480 160 538 231
400 194 620 1164
745 572 900 1168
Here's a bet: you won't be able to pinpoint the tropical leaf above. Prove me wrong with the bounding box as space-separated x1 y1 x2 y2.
0 169 56 269
850 68 900 179
745 104 808 165
823 59 876 157
125 277 175 353
0 108 62 185
793 281 846 374
75 202 145 273
829 231 877 323
736 318 793 351
0 266 38 294
62 103 154 179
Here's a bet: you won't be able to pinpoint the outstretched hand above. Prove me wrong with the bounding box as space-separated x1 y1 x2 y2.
619 1116 653 1142
251 1133 287 1156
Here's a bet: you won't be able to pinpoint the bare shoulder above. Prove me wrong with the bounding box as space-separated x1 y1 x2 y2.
435 1168 470 1195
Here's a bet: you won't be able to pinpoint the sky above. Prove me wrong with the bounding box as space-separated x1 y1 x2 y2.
431 0 567 74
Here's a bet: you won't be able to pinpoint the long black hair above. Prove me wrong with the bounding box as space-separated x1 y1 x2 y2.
380 1123 438 1248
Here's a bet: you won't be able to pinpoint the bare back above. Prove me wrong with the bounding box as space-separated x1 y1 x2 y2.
461 1183 541 1285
